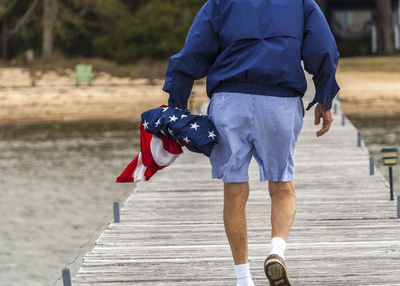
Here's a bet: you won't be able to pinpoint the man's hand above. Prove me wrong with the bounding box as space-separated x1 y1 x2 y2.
314 103 333 137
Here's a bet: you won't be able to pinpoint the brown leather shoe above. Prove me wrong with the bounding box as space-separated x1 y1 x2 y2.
264 254 292 286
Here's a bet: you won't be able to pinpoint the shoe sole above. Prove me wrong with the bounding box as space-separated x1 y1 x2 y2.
264 258 292 286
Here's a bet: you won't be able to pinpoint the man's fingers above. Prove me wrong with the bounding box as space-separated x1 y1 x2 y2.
316 117 333 137
316 126 329 137
314 108 321 125
314 104 333 137
314 116 321 125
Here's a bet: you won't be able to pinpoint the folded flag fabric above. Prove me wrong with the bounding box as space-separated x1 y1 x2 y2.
141 105 218 156
116 106 218 183
116 124 183 182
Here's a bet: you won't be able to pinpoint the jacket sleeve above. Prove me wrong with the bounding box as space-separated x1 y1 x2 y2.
162 0 220 109
302 0 340 111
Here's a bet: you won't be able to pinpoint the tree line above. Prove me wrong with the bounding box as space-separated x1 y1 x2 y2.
0 0 205 62
0 0 396 63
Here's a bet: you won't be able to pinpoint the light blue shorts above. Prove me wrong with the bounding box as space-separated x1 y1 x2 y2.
208 92 304 183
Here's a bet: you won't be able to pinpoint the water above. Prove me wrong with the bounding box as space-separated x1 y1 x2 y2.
348 114 400 196
0 121 139 286
0 115 399 286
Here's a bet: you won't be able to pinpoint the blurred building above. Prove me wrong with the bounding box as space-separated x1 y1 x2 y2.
316 0 400 56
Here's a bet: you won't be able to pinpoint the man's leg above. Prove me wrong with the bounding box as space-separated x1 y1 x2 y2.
264 180 296 286
224 182 249 264
224 182 254 286
268 180 296 242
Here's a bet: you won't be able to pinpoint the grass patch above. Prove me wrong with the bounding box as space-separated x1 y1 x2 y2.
338 56 400 73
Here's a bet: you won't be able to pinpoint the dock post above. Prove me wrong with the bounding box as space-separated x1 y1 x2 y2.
369 157 374 176
341 114 345 126
357 132 362 147
113 202 120 223
380 147 398 201
389 167 394 201
62 268 72 286
397 196 400 219
333 103 337 115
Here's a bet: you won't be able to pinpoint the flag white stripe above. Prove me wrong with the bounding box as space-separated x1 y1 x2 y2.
150 136 180 167
133 152 146 181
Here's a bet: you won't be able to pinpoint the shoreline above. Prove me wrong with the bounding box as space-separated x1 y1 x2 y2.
337 70 400 115
1 67 400 124
1 105 398 126
0 68 208 123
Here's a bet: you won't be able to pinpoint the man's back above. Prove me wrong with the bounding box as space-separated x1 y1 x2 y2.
208 0 307 103
217 0 303 43
163 0 339 112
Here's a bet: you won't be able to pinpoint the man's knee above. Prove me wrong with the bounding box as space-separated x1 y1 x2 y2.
268 180 295 198
224 182 249 204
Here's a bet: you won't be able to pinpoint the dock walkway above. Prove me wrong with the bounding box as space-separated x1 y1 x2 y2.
73 89 400 285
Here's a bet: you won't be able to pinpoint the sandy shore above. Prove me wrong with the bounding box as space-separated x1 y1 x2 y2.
337 70 400 115
1 67 399 123
0 68 208 123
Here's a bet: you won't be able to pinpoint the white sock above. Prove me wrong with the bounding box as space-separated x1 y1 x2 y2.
269 237 287 260
234 263 254 286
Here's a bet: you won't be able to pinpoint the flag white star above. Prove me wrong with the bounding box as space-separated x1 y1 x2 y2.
208 130 217 140
183 137 191 144
162 107 169 112
199 114 207 118
190 122 200 131
154 119 161 127
175 107 181 110
142 120 149 130
181 114 188 119
160 129 166 135
168 128 174 136
169 115 178 122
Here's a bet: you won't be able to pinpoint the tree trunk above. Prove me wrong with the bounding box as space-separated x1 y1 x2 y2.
375 0 394 54
42 0 58 59
2 18 7 61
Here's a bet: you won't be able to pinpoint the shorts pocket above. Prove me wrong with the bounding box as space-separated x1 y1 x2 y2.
207 93 225 120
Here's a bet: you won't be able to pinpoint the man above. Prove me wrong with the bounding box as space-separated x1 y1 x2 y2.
163 0 339 285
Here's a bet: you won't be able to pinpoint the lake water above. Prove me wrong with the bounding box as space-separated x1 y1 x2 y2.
0 115 399 285
0 121 139 286
348 114 400 196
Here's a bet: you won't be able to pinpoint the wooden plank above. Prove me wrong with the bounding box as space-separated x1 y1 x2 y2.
72 80 400 285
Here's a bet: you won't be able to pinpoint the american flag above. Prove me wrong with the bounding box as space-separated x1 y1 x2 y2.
116 106 218 183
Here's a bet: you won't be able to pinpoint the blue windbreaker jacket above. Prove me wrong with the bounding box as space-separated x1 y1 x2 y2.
162 0 340 111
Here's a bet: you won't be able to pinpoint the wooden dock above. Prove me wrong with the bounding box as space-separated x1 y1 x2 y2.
73 88 400 285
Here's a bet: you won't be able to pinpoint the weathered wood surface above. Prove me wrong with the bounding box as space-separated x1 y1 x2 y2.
73 88 400 285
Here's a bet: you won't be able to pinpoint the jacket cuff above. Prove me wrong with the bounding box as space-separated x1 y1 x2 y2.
162 72 194 109
168 98 187 109
305 100 318 111
306 98 333 111
306 77 340 111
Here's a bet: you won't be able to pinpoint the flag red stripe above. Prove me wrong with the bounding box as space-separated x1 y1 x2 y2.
117 122 184 183
116 154 139 183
